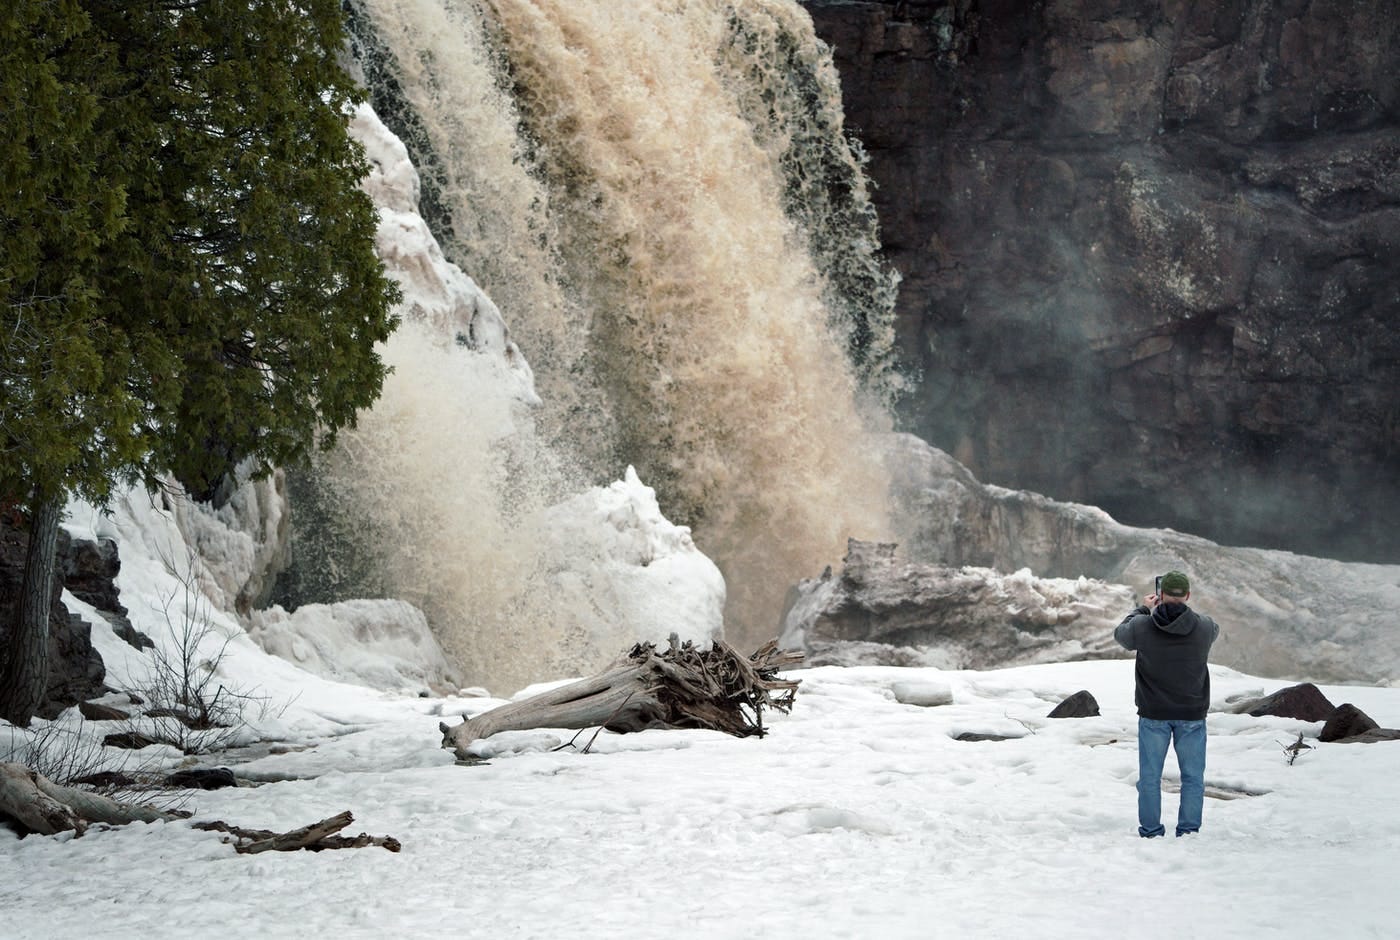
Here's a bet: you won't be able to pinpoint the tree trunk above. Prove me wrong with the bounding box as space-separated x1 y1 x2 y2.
440 638 803 759
0 490 63 727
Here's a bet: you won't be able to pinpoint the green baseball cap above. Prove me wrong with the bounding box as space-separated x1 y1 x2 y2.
1160 571 1190 596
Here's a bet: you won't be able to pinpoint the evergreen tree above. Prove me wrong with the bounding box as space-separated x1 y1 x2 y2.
1 0 145 725
88 0 400 497
0 0 399 725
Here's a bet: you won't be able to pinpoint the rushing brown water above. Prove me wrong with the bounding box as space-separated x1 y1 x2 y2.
325 0 899 685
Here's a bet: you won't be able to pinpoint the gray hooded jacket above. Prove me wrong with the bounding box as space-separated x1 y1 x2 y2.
1114 602 1220 720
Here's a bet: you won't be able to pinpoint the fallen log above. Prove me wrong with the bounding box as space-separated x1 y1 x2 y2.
440 637 803 759
0 761 181 836
1 763 399 853
193 811 401 854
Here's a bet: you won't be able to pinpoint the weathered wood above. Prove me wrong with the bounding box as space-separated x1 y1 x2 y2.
0 763 85 835
1 762 397 853
0 761 177 835
440 637 803 759
193 811 402 853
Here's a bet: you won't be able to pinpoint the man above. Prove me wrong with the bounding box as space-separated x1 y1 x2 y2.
1114 570 1220 838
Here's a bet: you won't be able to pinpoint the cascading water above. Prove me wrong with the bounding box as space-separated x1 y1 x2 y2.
284 0 903 689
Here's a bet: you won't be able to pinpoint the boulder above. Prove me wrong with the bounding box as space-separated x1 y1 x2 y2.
1319 703 1400 744
1319 703 1380 742
1048 690 1100 719
1231 683 1336 722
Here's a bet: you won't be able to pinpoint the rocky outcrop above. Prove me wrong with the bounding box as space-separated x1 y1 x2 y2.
803 0 1400 564
1 523 110 719
790 432 1400 684
780 537 1133 670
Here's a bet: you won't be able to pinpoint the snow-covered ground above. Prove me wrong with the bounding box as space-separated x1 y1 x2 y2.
3 646 1398 938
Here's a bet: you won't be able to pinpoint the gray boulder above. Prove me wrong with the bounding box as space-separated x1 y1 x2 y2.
1048 690 1101 719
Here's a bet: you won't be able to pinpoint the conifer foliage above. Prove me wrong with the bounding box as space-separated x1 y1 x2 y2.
0 0 400 725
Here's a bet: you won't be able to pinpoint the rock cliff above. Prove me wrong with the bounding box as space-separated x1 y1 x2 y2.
803 0 1400 562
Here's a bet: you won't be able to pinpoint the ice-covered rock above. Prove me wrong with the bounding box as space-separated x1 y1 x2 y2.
824 432 1400 685
781 538 1131 671
246 599 458 694
535 466 726 657
350 102 538 406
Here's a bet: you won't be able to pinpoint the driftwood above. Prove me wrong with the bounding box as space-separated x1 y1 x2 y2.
440 637 804 759
0 761 181 836
0 762 399 853
193 811 401 854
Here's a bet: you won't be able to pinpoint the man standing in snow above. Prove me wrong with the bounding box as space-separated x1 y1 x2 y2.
1114 570 1220 838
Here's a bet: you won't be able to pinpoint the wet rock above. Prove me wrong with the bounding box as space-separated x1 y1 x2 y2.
1 520 109 720
1320 703 1400 743
1319 703 1379 742
166 768 238 790
954 732 1019 742
69 771 139 789
1331 728 1400 744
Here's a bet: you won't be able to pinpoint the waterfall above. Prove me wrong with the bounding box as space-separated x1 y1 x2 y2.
293 0 901 686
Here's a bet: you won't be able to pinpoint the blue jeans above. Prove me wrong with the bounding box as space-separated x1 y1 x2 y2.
1137 717 1206 837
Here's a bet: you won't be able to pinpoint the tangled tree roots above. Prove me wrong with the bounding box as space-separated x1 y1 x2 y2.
440 638 804 759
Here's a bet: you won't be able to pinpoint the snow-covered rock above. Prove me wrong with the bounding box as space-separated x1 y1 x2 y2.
781 538 1132 671
851 432 1400 685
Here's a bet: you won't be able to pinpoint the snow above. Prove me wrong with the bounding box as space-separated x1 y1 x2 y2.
6 480 1400 938
3 641 1399 938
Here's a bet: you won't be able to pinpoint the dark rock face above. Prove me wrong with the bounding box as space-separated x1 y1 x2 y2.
1048 690 1101 718
803 0 1400 562
61 532 151 652
0 522 108 719
1231 681 1336 721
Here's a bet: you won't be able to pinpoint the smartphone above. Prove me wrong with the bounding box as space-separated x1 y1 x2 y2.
1154 575 1162 598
